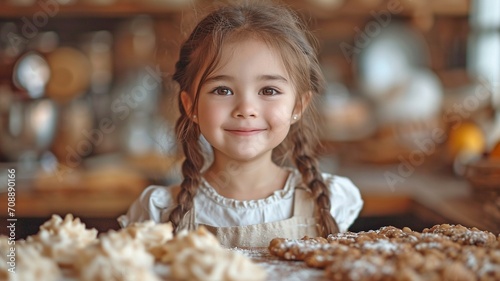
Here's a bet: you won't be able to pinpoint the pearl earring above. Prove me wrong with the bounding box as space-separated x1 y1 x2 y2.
292 114 298 120
192 115 197 119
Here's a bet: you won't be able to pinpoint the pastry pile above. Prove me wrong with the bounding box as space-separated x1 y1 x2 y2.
1 214 267 281
269 224 500 281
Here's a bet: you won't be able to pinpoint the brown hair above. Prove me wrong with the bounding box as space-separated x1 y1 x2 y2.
169 0 339 236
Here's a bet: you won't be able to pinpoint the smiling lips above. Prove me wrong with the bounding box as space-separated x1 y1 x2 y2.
225 128 266 136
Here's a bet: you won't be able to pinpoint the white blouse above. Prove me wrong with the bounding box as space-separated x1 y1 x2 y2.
118 169 364 233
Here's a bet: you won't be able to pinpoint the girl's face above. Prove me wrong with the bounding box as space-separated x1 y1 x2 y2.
189 39 301 163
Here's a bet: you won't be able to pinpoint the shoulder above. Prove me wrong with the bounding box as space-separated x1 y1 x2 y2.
117 184 180 227
141 184 181 206
290 168 361 200
321 173 362 200
321 172 364 232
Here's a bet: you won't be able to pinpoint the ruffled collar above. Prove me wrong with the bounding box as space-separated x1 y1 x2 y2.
199 168 300 209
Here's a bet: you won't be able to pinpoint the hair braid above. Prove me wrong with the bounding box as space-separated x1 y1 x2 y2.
168 101 204 233
291 124 339 236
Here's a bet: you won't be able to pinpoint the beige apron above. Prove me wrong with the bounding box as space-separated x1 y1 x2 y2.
177 187 320 248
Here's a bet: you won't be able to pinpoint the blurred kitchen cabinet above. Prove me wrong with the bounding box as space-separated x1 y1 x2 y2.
304 0 471 87
0 0 192 169
0 0 473 100
0 0 191 83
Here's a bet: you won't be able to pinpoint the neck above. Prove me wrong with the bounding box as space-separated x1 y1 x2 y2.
203 156 289 200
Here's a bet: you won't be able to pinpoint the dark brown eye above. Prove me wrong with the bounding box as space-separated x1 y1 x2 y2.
261 88 279 96
212 87 233 95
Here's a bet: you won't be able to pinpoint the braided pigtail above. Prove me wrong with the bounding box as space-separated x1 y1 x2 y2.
168 99 204 233
291 124 339 236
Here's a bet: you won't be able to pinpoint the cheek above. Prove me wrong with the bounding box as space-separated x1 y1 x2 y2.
197 103 227 131
266 105 294 127
198 110 218 127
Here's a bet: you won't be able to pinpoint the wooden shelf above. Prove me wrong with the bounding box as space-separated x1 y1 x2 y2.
288 0 469 20
0 1 189 19
0 0 470 20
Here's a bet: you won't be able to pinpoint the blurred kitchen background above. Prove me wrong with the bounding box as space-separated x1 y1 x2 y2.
0 0 499 238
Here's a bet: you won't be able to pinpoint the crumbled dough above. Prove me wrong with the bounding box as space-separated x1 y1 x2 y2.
118 220 173 259
172 247 268 281
75 230 159 281
159 226 220 263
0 237 61 281
6 215 266 281
26 214 98 265
163 227 266 281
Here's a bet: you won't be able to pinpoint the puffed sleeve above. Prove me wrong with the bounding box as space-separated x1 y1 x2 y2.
117 185 176 228
323 174 364 232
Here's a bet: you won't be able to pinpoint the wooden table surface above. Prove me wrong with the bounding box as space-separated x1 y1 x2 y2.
232 247 325 281
54 248 325 281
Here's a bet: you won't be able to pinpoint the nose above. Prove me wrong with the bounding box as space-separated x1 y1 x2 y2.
232 94 258 119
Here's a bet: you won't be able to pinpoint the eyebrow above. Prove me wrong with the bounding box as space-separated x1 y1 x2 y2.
204 74 289 84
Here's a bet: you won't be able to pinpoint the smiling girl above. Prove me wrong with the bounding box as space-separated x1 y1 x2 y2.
119 1 363 248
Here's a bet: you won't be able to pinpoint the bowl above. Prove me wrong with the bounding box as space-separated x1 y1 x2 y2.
464 158 500 192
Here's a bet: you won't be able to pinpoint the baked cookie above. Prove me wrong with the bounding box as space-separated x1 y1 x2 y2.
423 224 498 248
270 224 500 281
268 236 329 260
303 243 358 268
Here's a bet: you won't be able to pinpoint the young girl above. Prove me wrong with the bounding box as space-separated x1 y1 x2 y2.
119 1 363 248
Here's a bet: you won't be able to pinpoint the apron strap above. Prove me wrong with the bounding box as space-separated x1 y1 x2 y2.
292 186 315 217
